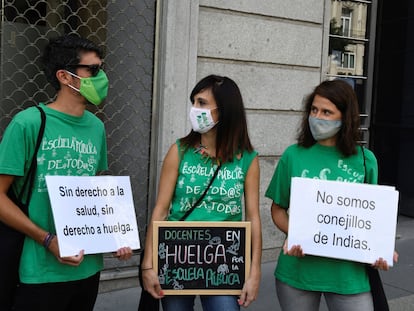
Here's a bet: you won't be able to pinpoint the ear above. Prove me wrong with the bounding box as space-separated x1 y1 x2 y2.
56 69 72 85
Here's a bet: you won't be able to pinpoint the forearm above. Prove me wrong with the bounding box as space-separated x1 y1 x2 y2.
239 211 262 307
142 206 169 268
0 192 48 245
271 202 289 234
249 217 262 276
140 204 169 298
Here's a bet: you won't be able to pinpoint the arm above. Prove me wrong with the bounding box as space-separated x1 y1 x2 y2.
271 202 304 257
238 156 262 307
0 174 84 266
363 149 398 268
271 201 288 234
141 143 180 299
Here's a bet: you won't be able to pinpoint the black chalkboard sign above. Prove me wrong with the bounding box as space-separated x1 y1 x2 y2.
153 221 251 295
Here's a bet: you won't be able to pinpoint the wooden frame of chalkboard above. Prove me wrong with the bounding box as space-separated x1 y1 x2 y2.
153 221 251 295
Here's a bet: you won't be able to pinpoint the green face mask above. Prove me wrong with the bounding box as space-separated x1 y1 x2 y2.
66 69 109 105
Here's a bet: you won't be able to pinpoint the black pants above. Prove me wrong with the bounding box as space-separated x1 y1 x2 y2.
13 272 100 311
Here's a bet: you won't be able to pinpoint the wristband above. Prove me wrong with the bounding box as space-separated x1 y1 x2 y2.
141 266 153 271
42 232 55 249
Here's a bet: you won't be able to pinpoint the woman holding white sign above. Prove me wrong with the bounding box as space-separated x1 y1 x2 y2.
265 79 397 311
140 75 262 310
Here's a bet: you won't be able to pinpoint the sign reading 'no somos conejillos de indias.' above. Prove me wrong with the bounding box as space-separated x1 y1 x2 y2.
288 177 399 265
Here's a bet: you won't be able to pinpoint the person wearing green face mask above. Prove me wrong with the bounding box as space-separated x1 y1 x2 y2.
0 34 132 311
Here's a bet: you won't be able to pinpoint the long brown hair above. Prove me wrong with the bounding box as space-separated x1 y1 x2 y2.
297 79 361 156
180 75 253 163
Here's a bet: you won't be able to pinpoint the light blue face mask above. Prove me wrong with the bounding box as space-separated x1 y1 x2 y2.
308 116 342 141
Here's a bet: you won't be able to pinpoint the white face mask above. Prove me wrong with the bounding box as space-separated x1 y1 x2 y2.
189 107 217 133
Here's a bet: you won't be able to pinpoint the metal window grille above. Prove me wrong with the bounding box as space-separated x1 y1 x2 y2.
0 0 155 278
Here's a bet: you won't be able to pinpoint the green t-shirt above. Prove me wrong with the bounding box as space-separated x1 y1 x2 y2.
168 140 258 221
0 103 108 284
265 143 378 294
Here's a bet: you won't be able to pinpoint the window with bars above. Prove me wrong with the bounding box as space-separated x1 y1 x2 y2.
0 0 156 280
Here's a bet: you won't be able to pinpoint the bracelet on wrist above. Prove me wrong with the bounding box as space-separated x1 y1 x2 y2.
141 266 153 271
42 232 55 249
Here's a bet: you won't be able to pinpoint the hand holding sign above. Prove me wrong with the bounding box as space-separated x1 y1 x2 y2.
282 240 304 257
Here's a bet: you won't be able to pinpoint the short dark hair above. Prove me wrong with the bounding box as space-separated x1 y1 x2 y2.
297 79 361 156
41 34 103 90
181 75 253 163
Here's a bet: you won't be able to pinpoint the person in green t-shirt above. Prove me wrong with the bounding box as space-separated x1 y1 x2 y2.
140 75 262 311
0 34 132 311
265 79 398 311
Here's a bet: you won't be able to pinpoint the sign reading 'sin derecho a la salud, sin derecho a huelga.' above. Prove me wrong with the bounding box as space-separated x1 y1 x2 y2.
45 175 140 257
153 221 251 295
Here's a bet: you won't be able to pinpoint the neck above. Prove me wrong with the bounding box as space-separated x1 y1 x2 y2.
317 136 337 147
198 130 217 158
48 89 87 116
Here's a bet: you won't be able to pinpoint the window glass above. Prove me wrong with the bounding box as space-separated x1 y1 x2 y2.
328 0 369 77
327 0 372 144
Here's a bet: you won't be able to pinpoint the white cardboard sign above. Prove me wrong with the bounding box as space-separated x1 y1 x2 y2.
45 175 140 257
288 177 398 265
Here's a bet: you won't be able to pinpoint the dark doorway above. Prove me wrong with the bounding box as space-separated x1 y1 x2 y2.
372 0 414 216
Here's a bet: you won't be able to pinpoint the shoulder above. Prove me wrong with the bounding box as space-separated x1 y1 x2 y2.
171 141 180 154
13 106 43 123
175 138 182 150
165 142 180 161
360 146 376 158
83 110 104 126
242 149 258 160
176 138 197 160
162 142 180 172
285 143 307 153
7 106 44 134
236 149 258 173
281 144 304 158
284 144 299 153
360 146 377 166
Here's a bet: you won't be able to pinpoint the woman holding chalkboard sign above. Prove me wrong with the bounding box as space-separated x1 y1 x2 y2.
265 80 398 311
141 75 262 310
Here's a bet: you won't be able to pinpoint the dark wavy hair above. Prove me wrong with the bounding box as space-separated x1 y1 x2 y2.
297 79 361 156
180 75 253 163
41 34 103 90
